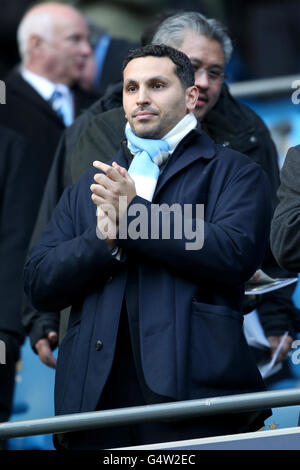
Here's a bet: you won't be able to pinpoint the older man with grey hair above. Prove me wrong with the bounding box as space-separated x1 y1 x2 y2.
0 3 94 191
152 11 232 121
17 2 91 100
151 11 299 367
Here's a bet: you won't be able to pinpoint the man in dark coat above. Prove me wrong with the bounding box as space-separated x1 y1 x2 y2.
0 70 94 195
0 2 95 200
23 11 299 371
24 45 272 449
0 2 96 430
0 124 42 448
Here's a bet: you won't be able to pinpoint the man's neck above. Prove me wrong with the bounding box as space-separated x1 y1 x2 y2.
161 112 198 154
125 112 198 163
24 63 70 86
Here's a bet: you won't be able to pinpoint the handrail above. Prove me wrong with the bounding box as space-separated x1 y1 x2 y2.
229 74 300 98
1 388 300 440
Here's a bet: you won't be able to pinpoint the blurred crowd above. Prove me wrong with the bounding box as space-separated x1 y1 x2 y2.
2 1 300 83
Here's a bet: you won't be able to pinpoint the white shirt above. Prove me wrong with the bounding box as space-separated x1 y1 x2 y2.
21 69 74 126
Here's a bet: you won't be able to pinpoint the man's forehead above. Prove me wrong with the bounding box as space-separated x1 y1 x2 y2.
123 56 176 80
52 12 88 35
179 31 225 67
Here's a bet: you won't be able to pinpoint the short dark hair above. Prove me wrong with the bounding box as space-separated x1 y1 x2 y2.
122 44 195 89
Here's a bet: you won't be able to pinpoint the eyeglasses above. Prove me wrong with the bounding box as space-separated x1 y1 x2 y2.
195 67 225 83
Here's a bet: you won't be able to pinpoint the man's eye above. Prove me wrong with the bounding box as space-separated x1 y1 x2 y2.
127 86 137 92
208 70 221 79
68 35 81 43
207 70 224 81
152 83 164 89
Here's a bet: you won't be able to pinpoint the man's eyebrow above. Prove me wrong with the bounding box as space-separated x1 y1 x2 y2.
147 75 170 82
189 57 223 69
124 79 138 86
124 75 171 85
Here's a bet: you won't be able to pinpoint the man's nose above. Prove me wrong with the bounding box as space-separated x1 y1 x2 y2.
136 87 150 105
194 69 210 90
80 39 92 56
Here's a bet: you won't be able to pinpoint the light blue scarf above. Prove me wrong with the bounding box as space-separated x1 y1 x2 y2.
126 112 197 201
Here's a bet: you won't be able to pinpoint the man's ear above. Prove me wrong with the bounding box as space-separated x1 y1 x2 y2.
185 85 199 112
28 33 43 55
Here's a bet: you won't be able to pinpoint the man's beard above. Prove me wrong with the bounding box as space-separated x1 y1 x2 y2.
133 127 162 139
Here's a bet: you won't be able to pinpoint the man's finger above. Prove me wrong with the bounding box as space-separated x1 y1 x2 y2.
43 353 57 369
93 161 123 182
112 161 127 177
47 331 58 347
91 193 106 206
112 161 135 187
93 160 111 172
90 183 111 199
35 338 57 369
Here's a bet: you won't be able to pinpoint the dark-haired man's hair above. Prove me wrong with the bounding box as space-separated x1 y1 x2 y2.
122 44 194 90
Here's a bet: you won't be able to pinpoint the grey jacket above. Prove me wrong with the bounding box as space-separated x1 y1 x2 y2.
271 145 300 276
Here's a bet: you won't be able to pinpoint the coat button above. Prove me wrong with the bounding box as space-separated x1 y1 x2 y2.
107 276 113 283
95 340 103 351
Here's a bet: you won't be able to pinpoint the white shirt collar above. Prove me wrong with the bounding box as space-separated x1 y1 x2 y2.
21 69 74 126
21 69 71 101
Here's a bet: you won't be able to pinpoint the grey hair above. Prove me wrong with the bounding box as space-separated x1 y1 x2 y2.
17 11 53 63
151 11 233 64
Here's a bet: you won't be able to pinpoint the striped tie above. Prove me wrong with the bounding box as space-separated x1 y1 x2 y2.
49 89 65 123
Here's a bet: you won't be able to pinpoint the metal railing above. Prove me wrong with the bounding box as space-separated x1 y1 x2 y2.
229 74 299 98
1 388 300 440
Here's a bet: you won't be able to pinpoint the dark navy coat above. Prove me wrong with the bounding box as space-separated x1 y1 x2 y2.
24 130 272 416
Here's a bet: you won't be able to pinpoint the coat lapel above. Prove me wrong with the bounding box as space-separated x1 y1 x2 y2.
113 146 131 169
8 72 66 127
153 131 216 200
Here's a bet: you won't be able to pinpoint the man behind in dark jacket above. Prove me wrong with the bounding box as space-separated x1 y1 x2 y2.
151 11 298 372
23 11 300 374
0 125 41 449
0 2 96 428
24 44 272 449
